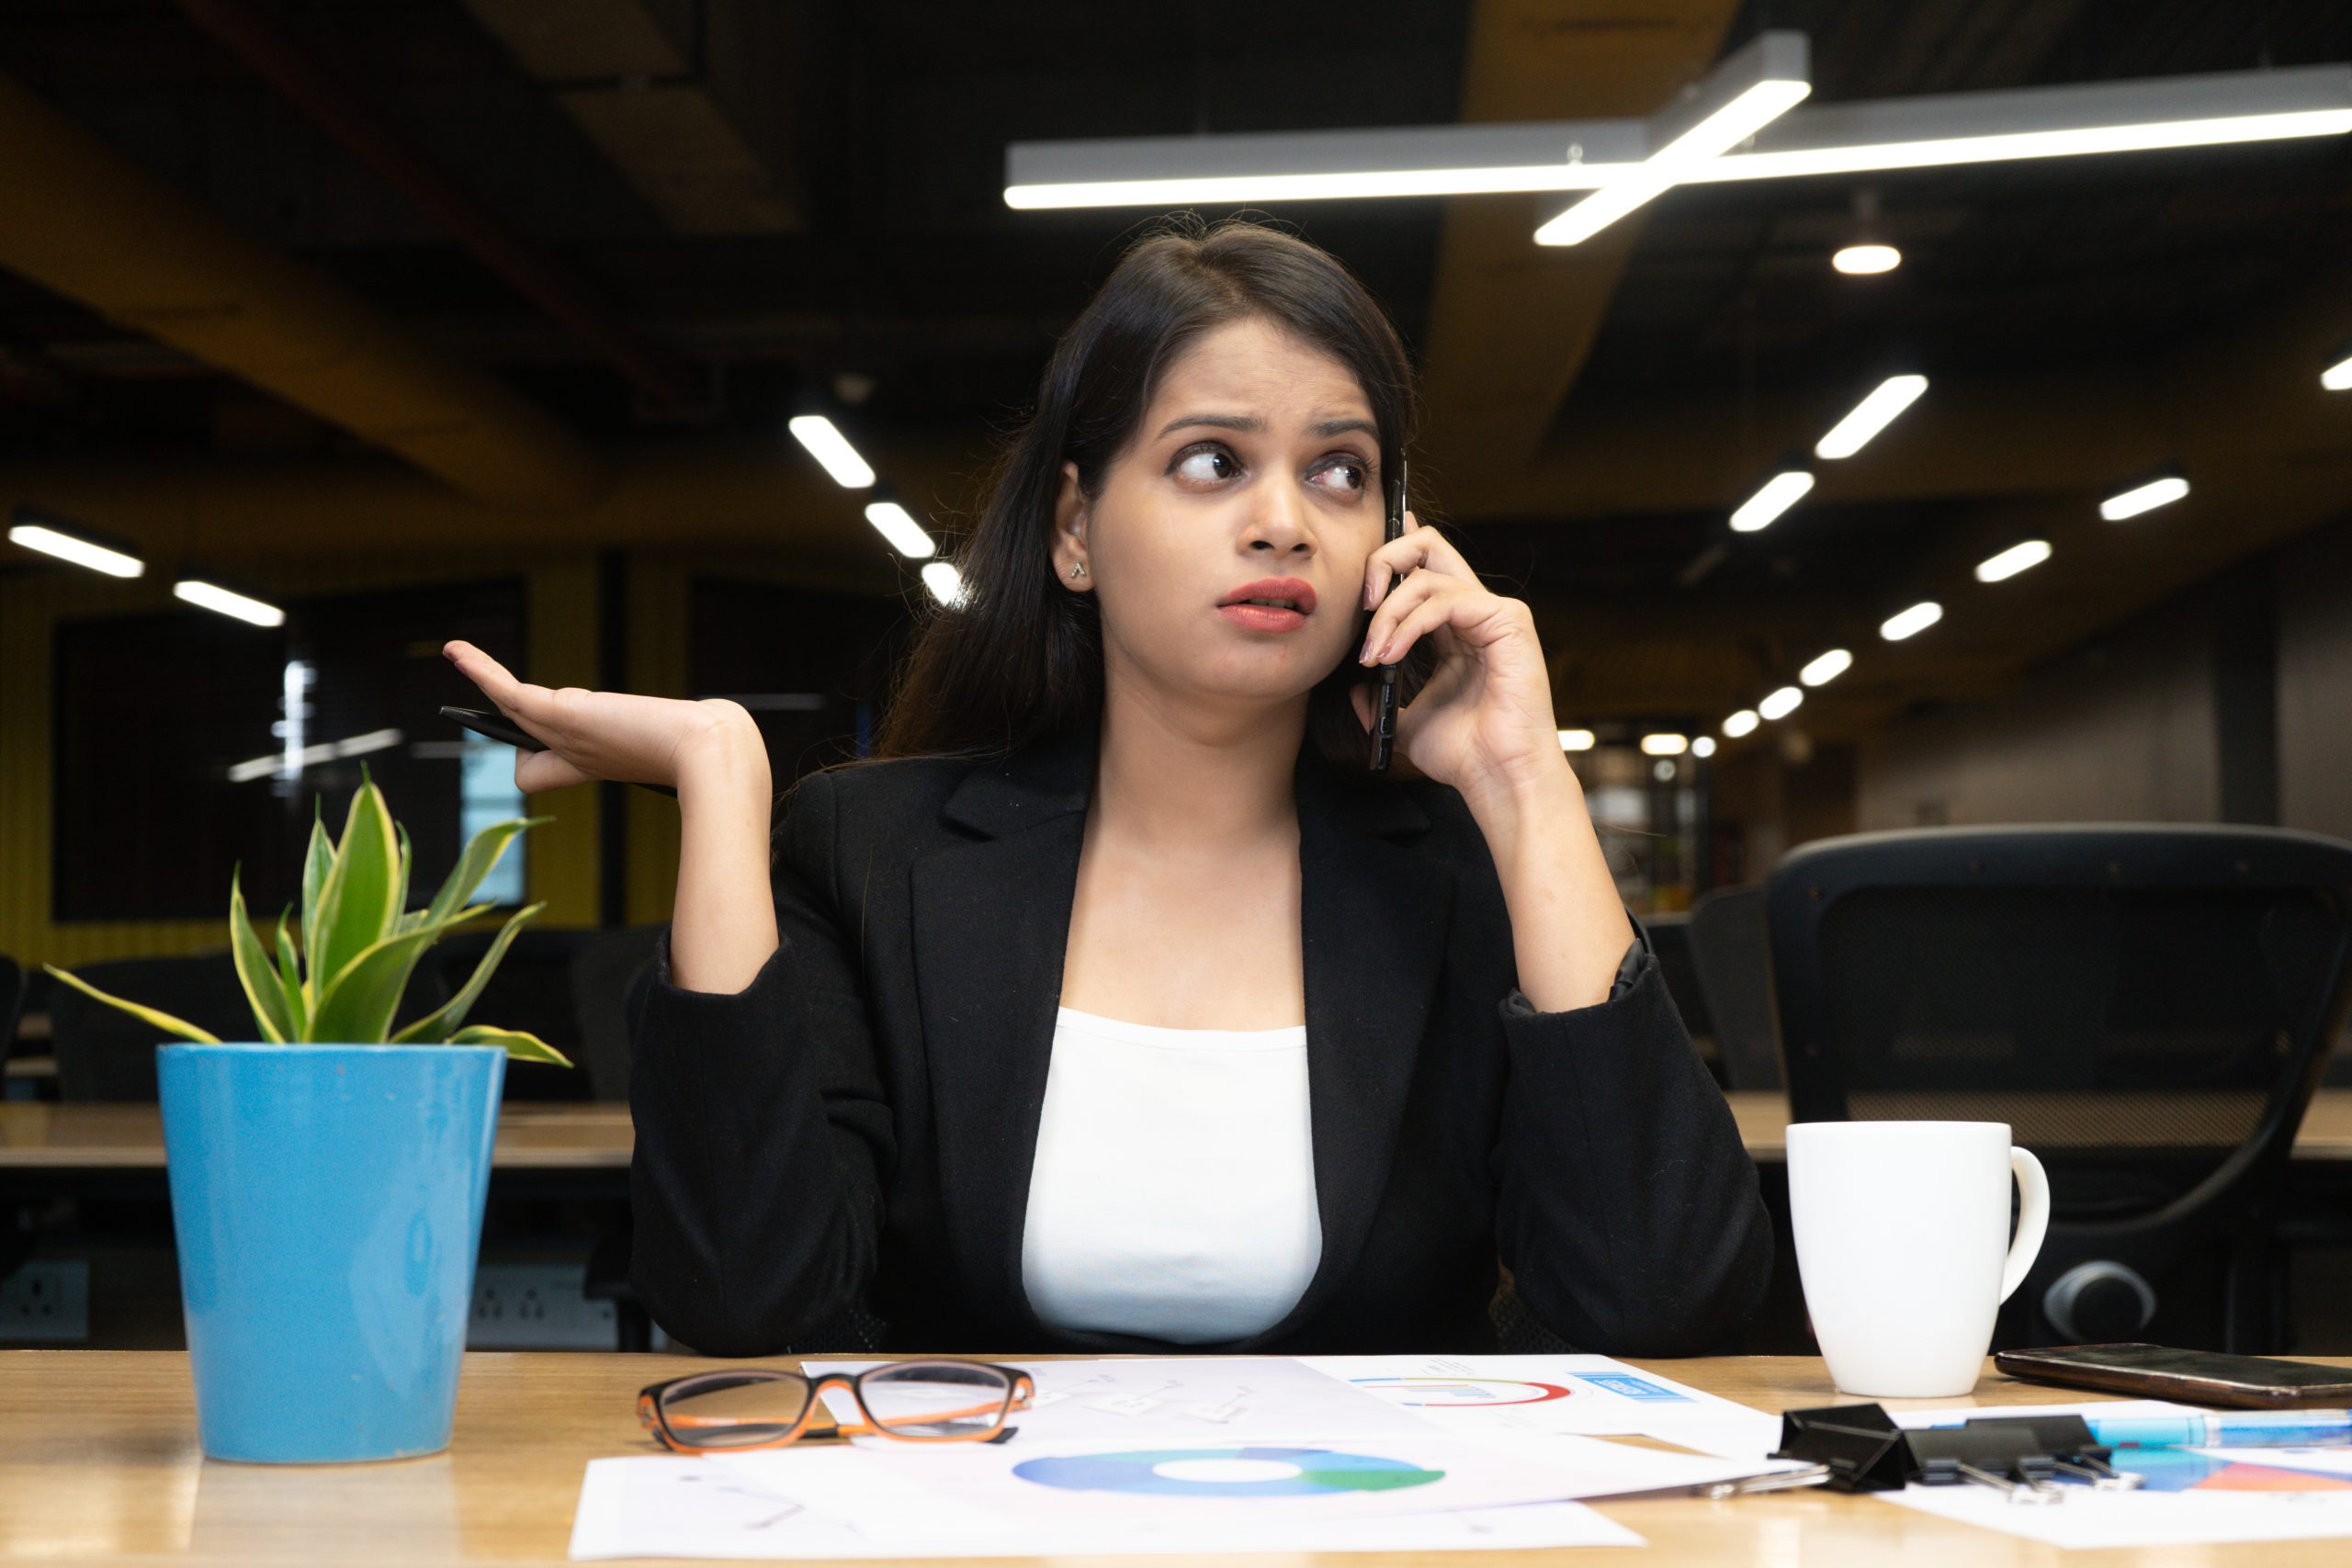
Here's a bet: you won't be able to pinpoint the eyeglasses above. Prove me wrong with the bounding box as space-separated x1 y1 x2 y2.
637 1359 1035 1454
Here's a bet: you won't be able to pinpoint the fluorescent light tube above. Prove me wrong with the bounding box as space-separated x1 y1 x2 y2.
1975 539 2052 582
1814 375 1928 459
2100 474 2188 521
1881 601 1943 641
788 415 876 489
7 520 144 578
1690 736 1718 758
1833 243 1901 274
920 561 965 607
1557 728 1596 751
1799 648 1852 686
1536 76 1812 244
1640 733 1690 756
175 579 285 627
2324 351 2352 391
864 501 938 558
1722 709 1760 738
1758 685 1804 720
1731 469 1815 533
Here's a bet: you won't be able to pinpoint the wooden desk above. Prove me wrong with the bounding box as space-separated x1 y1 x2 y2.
1728 1089 2352 1163
2 1350 2346 1565
6 1092 2352 1170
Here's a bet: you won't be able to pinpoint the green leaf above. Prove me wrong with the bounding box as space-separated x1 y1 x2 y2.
227 865 293 1044
310 766 401 998
450 1024 572 1067
419 814 552 929
390 902 545 1043
273 905 307 1041
41 964 221 1044
393 822 414 930
305 901 495 1043
300 799 333 1005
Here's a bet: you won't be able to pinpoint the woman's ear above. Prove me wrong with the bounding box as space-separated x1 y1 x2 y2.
1051 458 1091 590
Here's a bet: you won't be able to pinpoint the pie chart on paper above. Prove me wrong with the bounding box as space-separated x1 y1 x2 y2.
1012 1446 1447 1498
1349 1376 1576 1408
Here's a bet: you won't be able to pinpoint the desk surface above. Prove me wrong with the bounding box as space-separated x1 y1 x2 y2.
7 1092 2352 1170
2 1349 2346 1565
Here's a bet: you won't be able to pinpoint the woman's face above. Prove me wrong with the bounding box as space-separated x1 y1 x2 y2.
1054 315 1384 716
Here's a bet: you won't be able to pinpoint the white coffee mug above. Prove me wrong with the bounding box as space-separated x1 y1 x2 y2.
1787 1120 2050 1398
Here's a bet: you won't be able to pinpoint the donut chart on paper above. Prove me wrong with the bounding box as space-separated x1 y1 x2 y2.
1012 1446 1447 1497
1349 1376 1576 1407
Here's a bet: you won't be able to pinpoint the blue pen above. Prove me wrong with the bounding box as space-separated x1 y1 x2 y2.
2078 1410 2352 1450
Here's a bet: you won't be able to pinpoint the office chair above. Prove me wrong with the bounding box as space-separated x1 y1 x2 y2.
1769 825 2352 1353
567 924 666 1102
1689 886 1784 1092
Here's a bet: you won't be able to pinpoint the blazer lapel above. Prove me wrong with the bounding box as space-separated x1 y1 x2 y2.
909 722 1453 1348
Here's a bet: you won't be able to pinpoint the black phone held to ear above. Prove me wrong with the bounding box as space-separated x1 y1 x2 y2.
439 706 679 798
1369 455 1407 773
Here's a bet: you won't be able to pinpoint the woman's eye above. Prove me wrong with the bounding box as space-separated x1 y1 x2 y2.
1314 458 1369 494
1173 446 1237 483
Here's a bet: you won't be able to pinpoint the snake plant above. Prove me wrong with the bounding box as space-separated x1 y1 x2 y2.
44 764 571 1065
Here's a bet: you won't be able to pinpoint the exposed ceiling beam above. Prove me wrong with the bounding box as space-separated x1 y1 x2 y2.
1416 0 1742 517
0 70 604 511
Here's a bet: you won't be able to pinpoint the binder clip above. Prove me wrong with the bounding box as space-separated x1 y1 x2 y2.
1770 1404 1915 1492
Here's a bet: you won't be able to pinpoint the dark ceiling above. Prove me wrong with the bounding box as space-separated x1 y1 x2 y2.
2 0 2349 743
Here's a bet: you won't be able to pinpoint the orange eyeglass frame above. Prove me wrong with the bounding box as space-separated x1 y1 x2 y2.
637 1360 1037 1455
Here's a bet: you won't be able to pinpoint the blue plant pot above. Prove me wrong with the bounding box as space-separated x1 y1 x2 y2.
156 1043 506 1464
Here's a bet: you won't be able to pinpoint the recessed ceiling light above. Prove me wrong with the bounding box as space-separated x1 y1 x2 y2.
1731 469 1815 533
864 501 937 558
1815 375 1928 459
787 414 876 489
2324 349 2352 391
1758 685 1804 720
1799 648 1852 686
2100 474 2189 521
1640 733 1690 756
1690 736 1718 758
1975 539 2052 582
1832 243 1902 274
1881 601 1943 641
1723 709 1759 738
920 560 965 607
1557 728 1596 751
175 579 285 628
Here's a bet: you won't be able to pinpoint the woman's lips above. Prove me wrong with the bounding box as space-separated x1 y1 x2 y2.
1217 604 1310 632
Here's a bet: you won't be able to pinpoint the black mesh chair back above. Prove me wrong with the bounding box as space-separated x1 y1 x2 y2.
1689 886 1782 1091
567 924 666 1101
50 953 256 1100
1769 825 2352 1350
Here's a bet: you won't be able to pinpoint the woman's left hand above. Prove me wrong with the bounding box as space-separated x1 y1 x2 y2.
1349 511 1568 805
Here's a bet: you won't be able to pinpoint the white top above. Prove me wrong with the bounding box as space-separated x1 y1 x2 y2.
1019 1005 1321 1344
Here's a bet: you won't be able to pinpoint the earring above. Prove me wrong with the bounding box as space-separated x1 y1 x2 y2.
1069 561 1088 579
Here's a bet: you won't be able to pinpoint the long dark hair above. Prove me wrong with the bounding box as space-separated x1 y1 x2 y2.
863 213 1436 774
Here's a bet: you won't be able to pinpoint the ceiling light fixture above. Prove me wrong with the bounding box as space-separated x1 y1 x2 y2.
1690 736 1718 759
1833 242 1901 274
175 579 285 628
1758 686 1804 720
1722 709 1760 738
1731 468 1815 533
1640 733 1690 756
1814 374 1928 459
864 501 938 558
7 506 144 578
787 414 876 489
1975 538 2052 582
2100 472 2189 521
920 560 966 607
1799 648 1853 686
2324 345 2352 391
1558 728 1596 751
1880 601 1943 641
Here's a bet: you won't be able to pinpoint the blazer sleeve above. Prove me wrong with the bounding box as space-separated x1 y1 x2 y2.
627 766 895 1355
1489 918 1775 1356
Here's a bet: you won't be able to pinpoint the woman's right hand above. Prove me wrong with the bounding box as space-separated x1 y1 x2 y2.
441 639 758 795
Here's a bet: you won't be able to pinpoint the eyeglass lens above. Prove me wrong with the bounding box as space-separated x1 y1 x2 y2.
660 1373 815 1449
857 1361 1013 1438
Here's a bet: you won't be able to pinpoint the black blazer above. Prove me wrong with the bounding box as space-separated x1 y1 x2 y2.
628 720 1772 1358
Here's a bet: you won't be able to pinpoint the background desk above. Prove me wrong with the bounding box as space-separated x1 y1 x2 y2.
2 1349 2347 1565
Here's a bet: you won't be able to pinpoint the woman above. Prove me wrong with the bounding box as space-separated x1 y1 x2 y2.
443 216 1771 1358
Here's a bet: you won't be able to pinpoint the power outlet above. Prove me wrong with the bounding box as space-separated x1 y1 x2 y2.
468 1262 618 1349
0 1259 90 1343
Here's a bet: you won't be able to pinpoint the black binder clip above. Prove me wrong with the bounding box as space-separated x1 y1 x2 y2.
1770 1404 1916 1493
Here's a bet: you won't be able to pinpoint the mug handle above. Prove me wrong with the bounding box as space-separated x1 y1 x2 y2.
1997 1146 2052 1303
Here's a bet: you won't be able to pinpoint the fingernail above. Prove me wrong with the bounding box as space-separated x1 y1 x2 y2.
1359 635 1376 664
1363 577 1377 609
1376 637 1394 663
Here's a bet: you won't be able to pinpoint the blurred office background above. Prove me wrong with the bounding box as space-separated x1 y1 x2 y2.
3 1 2351 1355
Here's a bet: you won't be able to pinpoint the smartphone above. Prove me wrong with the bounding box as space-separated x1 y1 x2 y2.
1994 1343 2352 1408
1369 454 1407 773
440 705 677 798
